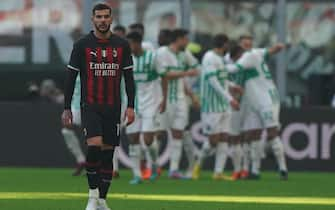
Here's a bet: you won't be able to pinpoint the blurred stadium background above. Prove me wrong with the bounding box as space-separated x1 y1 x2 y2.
1 0 335 210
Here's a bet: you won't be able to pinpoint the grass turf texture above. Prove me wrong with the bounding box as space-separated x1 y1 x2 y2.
0 168 334 210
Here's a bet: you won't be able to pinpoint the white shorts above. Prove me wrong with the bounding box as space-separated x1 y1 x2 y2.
230 110 242 136
126 114 160 134
166 100 189 130
72 109 81 126
201 112 231 135
229 98 247 136
156 111 168 131
243 103 280 131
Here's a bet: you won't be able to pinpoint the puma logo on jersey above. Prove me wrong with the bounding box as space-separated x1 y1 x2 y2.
90 51 97 57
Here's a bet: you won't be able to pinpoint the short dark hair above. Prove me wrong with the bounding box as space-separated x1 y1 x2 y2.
170 28 188 42
239 34 253 42
129 23 145 33
126 31 143 43
212 34 229 48
229 40 244 59
92 3 111 16
158 29 172 46
113 25 126 33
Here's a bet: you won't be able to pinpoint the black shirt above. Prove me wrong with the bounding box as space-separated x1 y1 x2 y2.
66 31 134 109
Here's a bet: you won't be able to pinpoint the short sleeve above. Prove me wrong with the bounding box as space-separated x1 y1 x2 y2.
253 48 268 60
67 42 81 72
236 52 257 70
122 42 133 71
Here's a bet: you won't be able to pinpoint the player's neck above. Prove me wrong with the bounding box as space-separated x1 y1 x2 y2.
94 30 112 40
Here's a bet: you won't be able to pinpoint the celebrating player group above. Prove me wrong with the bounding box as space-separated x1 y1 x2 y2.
62 3 288 210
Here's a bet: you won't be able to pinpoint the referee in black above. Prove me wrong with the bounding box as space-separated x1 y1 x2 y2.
62 3 135 210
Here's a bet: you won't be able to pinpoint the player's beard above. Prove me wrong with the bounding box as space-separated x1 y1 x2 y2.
95 23 111 34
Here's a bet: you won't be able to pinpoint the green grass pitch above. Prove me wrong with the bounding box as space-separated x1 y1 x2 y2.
0 167 334 210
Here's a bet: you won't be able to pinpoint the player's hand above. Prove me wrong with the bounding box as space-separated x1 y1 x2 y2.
191 94 201 110
230 99 240 110
229 85 244 96
276 43 286 50
159 99 166 113
124 107 135 126
61 109 73 128
184 69 199 77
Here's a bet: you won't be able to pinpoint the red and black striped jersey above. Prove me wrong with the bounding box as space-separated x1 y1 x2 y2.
67 31 133 108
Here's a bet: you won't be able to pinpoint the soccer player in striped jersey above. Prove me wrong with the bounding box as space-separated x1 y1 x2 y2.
125 31 168 184
61 76 86 176
227 42 288 180
62 4 135 210
224 38 250 180
128 23 157 179
156 28 199 178
193 34 241 180
227 65 246 180
237 35 257 179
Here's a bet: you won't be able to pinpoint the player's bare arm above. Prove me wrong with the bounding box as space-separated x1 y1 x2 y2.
208 76 239 110
228 81 244 96
268 43 285 55
159 76 168 113
183 80 200 110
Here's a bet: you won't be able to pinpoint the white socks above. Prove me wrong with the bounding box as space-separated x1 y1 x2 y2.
148 140 159 167
61 128 85 163
129 144 141 177
232 144 242 173
250 140 262 175
214 142 228 174
140 136 152 169
113 147 119 171
169 139 183 172
183 131 195 172
242 143 250 171
197 140 215 166
88 188 99 198
269 136 287 172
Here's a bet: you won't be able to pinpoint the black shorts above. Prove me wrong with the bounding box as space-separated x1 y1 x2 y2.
81 104 121 146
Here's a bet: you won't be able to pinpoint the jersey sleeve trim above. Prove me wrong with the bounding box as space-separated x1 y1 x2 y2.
187 64 200 69
204 71 219 79
67 65 80 72
236 64 244 71
166 66 185 71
